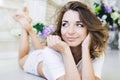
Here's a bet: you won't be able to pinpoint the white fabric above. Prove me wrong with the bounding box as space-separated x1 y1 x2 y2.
23 49 43 76
92 55 104 78
23 47 65 80
42 47 65 80
23 46 104 79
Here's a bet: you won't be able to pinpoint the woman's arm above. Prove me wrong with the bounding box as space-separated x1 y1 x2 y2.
82 47 97 80
81 34 100 80
59 47 81 80
47 34 100 80
60 48 100 80
47 35 81 80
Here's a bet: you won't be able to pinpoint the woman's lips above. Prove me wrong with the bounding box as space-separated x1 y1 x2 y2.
66 37 76 41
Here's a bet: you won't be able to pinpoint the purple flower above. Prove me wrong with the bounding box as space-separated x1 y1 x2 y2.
40 25 54 38
109 25 117 31
104 6 112 13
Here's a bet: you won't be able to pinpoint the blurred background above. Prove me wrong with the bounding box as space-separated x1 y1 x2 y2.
0 0 120 80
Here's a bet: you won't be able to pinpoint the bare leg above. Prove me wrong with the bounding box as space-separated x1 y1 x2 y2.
27 28 44 50
14 10 44 50
14 13 45 78
18 29 29 69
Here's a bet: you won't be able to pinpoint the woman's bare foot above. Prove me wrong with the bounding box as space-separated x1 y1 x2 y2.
22 6 32 23
13 14 32 32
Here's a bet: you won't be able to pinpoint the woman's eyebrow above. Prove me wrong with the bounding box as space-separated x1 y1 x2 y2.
62 20 68 23
62 20 83 23
76 21 83 23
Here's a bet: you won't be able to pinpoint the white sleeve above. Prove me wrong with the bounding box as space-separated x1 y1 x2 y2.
92 55 104 79
42 47 65 80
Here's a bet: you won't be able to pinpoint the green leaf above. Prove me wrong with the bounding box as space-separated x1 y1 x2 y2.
33 23 45 34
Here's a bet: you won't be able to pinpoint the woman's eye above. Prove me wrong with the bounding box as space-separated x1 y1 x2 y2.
77 23 84 27
62 23 69 27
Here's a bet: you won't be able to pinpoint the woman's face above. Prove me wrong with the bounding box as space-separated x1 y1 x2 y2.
61 10 87 47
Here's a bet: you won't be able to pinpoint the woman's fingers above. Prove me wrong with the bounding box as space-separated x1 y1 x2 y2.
47 35 69 54
82 33 91 48
47 35 61 47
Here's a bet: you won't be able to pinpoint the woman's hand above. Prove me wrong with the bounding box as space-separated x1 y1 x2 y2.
81 33 91 49
47 35 69 54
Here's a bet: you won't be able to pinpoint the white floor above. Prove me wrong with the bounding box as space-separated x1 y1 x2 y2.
101 50 120 80
0 50 120 80
0 57 45 80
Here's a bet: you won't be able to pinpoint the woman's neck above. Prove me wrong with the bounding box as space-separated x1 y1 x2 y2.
70 46 82 64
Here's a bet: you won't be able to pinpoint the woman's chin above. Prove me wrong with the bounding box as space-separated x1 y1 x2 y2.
67 43 80 47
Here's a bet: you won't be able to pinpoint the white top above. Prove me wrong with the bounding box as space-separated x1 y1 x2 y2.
42 47 65 80
42 47 104 80
77 55 104 78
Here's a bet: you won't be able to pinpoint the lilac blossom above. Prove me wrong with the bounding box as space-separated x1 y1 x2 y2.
39 25 54 38
104 6 112 13
109 25 117 31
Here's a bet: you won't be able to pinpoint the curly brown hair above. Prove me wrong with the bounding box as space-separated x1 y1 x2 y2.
53 1 108 58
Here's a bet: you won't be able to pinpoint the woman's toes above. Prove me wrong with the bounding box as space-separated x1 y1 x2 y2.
13 15 22 22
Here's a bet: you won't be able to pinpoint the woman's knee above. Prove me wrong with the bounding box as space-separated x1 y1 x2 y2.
18 55 28 69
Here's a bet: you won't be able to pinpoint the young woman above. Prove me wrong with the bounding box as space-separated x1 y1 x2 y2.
14 1 108 80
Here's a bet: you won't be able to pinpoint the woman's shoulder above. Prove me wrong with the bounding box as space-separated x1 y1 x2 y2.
92 51 105 61
92 53 105 64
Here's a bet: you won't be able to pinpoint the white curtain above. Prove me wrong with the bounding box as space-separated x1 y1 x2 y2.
24 0 47 25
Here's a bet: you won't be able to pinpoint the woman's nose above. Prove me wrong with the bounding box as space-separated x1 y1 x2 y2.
68 26 75 34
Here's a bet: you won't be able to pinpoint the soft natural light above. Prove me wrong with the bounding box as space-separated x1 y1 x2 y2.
0 0 3 6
